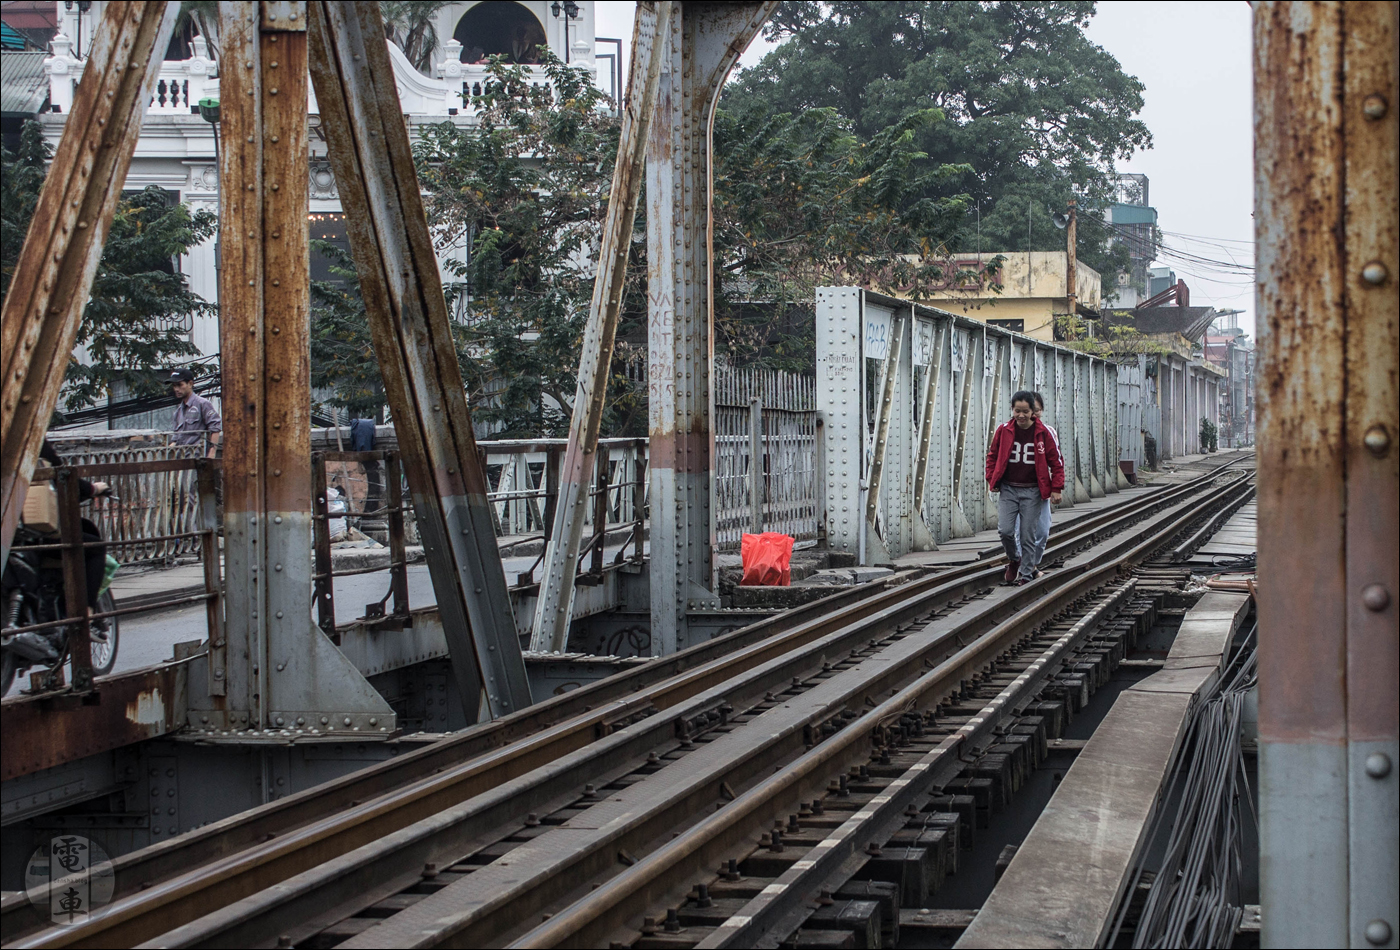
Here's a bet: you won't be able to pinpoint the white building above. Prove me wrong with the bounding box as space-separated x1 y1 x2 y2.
26 1 611 400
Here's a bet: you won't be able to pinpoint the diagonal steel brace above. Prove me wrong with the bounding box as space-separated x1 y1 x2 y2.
307 2 531 719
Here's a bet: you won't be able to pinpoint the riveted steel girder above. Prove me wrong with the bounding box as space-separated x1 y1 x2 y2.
531 2 673 655
201 1 394 735
647 2 778 656
307 1 531 719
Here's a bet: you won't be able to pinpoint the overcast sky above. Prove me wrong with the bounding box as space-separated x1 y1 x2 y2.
594 1 1257 336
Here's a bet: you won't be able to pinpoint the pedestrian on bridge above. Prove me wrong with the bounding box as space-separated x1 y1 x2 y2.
1031 392 1062 555
167 368 222 458
986 391 1065 585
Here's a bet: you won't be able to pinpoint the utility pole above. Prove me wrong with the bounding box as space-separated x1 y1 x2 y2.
1065 199 1078 315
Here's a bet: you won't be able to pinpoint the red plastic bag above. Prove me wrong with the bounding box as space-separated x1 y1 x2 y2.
741 532 794 587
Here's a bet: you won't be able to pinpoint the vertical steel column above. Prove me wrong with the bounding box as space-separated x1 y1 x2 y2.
646 2 776 654
531 1 671 654
814 288 863 559
197 462 225 695
748 397 763 534
55 472 93 692
1085 357 1105 497
307 2 529 718
910 320 947 551
207 1 393 735
1257 4 1398 948
981 335 1007 530
864 309 906 562
949 328 977 537
0 1 178 565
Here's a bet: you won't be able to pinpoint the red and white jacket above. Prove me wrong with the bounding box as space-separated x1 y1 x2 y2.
985 418 1066 500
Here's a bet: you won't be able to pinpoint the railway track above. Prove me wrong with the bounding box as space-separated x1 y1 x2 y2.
7 458 1254 950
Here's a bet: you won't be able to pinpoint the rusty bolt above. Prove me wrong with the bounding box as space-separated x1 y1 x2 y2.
1364 425 1391 456
1363 94 1388 120
1362 261 1389 285
1361 585 1390 612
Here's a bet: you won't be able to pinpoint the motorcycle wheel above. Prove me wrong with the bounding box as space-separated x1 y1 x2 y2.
89 590 119 676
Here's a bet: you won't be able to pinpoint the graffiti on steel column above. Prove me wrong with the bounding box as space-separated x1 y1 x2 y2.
648 289 676 406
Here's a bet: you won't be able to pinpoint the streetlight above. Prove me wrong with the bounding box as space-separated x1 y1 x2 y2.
551 0 581 64
63 0 92 60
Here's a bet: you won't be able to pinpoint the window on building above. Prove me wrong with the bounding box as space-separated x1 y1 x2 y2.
987 319 1025 334
453 2 547 64
309 212 355 282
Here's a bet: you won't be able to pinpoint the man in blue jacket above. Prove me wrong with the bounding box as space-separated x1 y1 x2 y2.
986 391 1065 585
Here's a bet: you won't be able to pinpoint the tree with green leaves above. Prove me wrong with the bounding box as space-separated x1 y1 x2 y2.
710 102 978 368
723 1 1151 279
312 53 980 433
1 120 217 412
410 55 625 437
380 0 453 73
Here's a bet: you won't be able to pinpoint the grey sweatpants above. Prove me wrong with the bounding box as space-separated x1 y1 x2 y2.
998 483 1047 580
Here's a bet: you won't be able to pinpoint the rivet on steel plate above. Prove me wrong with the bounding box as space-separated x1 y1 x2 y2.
1366 920 1393 946
1365 752 1392 778
1364 424 1391 456
1362 584 1391 611
1362 261 1389 285
1363 94 1388 120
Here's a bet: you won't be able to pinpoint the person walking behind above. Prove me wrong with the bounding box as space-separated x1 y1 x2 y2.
1031 392 1062 555
986 391 1065 585
168 369 222 458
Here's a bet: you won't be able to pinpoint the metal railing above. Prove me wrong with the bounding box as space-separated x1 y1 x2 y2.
6 458 222 694
310 438 648 635
714 365 819 551
51 441 206 565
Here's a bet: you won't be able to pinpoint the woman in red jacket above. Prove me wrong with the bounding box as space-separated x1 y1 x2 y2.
986 391 1065 585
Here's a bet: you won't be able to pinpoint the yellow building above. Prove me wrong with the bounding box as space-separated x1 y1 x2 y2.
911 251 1103 342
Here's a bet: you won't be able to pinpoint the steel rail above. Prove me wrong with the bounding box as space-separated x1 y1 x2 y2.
1169 485 1257 562
2 463 1246 948
692 582 1146 950
131 475 1250 949
1 459 1246 946
519 579 1144 950
505 483 1252 949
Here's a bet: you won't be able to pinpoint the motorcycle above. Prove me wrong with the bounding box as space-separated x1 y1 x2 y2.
2 523 120 696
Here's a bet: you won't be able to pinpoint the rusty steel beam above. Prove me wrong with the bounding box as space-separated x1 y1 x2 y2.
197 1 393 736
647 1 778 655
0 1 178 566
307 1 531 719
0 659 194 781
1255 3 1398 947
531 1 672 655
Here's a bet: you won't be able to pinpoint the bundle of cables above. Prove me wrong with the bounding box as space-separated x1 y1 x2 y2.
1107 620 1259 949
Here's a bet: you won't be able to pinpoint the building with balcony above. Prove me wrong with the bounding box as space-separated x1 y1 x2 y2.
5 1 612 423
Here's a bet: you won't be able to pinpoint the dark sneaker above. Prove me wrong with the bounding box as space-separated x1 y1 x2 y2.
1003 560 1020 584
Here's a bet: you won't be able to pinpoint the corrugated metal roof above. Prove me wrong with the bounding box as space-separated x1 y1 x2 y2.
0 48 47 114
